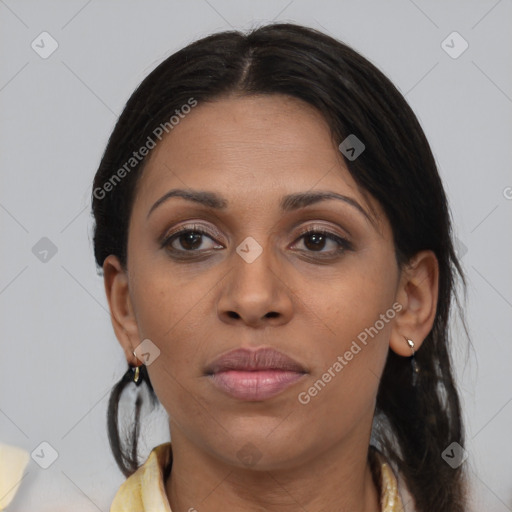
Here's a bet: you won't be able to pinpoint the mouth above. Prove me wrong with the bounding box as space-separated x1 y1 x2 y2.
205 347 307 401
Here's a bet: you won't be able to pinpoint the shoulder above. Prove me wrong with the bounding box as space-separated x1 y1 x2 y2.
110 442 173 512
110 459 147 512
369 445 417 512
0 443 29 510
396 471 417 512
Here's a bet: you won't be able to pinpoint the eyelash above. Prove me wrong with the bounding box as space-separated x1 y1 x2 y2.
295 227 353 255
161 224 353 259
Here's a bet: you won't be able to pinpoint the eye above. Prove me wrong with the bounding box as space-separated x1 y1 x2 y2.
160 224 352 259
292 227 352 256
161 224 224 254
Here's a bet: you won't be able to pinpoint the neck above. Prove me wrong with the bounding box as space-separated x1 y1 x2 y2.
165 424 380 512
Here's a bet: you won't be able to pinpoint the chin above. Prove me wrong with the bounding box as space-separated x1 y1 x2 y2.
208 426 312 471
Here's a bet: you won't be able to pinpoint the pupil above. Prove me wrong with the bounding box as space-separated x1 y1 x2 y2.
305 233 325 251
181 232 202 250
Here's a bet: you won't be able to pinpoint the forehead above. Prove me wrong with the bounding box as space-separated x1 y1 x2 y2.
144 94 340 178
132 94 383 228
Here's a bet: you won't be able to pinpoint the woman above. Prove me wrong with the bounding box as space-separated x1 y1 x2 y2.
91 23 468 511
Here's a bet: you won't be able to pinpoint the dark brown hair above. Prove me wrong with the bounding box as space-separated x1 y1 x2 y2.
91 22 468 511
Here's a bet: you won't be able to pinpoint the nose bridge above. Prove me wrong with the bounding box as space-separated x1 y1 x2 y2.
232 234 276 301
217 233 291 325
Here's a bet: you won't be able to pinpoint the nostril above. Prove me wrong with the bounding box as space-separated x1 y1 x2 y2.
227 311 240 319
265 312 279 318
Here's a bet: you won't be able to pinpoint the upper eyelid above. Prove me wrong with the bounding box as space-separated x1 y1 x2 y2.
163 223 350 246
163 227 351 261
163 223 221 240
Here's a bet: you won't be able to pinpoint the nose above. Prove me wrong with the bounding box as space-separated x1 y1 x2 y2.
216 241 293 328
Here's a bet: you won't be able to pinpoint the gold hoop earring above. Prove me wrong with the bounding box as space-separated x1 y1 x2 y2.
132 351 143 386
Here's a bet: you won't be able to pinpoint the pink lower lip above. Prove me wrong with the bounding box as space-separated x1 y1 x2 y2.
209 370 306 401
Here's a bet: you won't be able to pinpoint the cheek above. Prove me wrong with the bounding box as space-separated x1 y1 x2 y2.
129 265 218 404
295 265 395 410
132 314 200 431
129 269 198 380
131 264 206 341
300 260 396 349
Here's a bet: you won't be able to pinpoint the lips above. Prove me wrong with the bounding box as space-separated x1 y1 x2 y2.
205 347 307 401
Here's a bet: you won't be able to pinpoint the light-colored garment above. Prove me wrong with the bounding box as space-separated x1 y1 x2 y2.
111 442 408 511
0 443 29 511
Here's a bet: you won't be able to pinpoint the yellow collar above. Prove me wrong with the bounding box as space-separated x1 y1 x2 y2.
111 443 405 511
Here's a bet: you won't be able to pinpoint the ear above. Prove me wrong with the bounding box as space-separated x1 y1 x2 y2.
103 254 141 367
390 250 439 357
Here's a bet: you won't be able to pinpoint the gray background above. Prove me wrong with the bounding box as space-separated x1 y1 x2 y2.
1 0 511 510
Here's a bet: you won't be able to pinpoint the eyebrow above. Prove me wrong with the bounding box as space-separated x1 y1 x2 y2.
146 188 373 224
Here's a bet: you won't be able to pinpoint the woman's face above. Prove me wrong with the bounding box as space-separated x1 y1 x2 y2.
111 94 407 469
